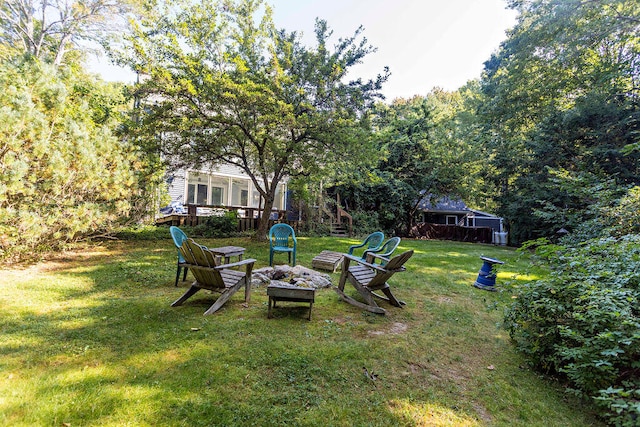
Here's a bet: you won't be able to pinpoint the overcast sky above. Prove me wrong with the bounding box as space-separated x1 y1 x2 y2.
91 0 517 101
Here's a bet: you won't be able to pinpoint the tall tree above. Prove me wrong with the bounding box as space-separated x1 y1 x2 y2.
339 88 480 235
0 0 140 66
128 0 388 238
479 0 640 243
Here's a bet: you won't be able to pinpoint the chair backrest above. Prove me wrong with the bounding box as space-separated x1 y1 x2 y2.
269 223 296 248
365 237 401 264
170 226 188 248
179 239 224 289
348 231 384 256
170 226 188 262
384 250 414 271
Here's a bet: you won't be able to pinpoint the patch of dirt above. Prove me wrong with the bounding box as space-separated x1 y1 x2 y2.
368 322 408 336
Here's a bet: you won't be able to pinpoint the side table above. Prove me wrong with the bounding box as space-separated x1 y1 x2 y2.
267 283 316 320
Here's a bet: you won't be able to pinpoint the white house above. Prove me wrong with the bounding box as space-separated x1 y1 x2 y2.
165 164 288 216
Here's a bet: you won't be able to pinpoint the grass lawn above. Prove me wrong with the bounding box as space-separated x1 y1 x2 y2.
0 236 604 426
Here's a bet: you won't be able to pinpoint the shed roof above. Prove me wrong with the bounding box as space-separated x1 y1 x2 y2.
417 195 499 218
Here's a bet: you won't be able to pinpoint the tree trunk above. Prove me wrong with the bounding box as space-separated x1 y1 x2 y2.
255 193 275 241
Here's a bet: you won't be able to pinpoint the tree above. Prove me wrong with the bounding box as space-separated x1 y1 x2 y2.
127 0 388 238
0 58 141 260
479 0 640 243
338 88 481 236
0 0 140 66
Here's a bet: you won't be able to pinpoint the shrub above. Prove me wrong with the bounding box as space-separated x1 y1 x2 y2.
192 211 239 238
505 235 640 424
350 210 382 236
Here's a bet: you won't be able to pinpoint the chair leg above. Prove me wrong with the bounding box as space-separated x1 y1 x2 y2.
174 266 181 287
203 281 244 315
182 266 188 282
269 250 274 266
171 284 201 307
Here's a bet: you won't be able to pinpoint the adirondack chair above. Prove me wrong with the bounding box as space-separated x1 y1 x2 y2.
269 223 297 266
347 231 384 259
170 226 189 286
363 237 401 265
336 250 414 314
171 238 256 315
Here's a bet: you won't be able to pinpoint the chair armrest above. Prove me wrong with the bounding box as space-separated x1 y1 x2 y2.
368 253 391 264
216 258 257 270
342 253 387 272
347 242 366 254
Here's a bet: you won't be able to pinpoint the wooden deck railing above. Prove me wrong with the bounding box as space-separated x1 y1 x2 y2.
155 203 297 232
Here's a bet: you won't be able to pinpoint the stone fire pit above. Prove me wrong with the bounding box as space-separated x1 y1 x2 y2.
251 264 333 289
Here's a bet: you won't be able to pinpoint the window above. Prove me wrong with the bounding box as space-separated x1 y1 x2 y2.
211 187 224 205
187 184 195 204
196 184 207 204
446 215 458 225
240 189 248 206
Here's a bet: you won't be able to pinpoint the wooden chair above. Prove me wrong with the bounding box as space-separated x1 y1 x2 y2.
171 239 256 315
269 223 297 266
363 237 401 265
170 226 189 286
347 232 384 259
336 250 414 314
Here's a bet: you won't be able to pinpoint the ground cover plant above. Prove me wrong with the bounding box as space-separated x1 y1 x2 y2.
0 236 604 426
505 235 640 426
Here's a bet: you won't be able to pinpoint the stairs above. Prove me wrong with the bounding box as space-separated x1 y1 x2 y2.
330 222 350 237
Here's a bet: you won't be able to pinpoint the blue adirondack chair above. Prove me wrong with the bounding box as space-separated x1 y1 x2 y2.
269 223 297 266
363 237 401 266
347 231 384 259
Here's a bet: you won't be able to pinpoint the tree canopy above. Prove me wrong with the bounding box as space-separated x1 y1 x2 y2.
479 0 640 243
128 0 388 237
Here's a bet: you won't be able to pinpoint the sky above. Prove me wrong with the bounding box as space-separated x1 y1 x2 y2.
91 0 518 101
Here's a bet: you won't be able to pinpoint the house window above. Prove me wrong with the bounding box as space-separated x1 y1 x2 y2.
211 187 224 205
231 179 249 206
196 184 207 204
187 184 195 204
446 215 458 225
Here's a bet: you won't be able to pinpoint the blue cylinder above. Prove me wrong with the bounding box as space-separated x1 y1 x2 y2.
473 256 504 291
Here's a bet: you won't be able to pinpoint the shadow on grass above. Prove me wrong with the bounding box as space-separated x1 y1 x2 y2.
0 237 603 426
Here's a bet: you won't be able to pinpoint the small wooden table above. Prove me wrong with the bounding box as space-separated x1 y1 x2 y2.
207 246 246 264
312 250 344 273
267 283 316 320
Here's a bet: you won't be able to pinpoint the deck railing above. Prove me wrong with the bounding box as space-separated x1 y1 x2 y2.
156 203 297 232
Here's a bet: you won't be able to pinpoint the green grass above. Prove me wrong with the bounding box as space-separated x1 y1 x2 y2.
0 237 603 426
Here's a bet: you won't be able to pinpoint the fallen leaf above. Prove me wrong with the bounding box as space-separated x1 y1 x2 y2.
487 365 495 370
190 328 200 332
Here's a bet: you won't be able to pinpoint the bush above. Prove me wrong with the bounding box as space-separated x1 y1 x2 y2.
505 235 640 425
192 211 239 238
350 210 383 236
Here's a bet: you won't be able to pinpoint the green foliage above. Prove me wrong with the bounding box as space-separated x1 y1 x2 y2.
505 235 640 424
338 89 483 236
349 210 382 236
0 58 141 261
0 0 141 66
127 0 387 238
114 225 172 240
479 0 640 244
193 211 240 238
